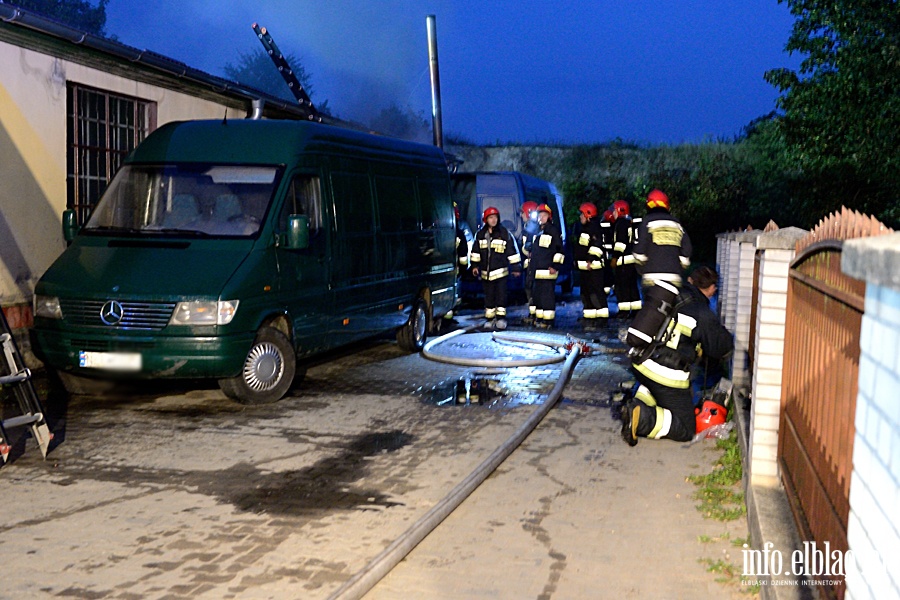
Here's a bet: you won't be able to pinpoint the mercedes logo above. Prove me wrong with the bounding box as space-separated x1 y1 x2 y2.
100 300 125 326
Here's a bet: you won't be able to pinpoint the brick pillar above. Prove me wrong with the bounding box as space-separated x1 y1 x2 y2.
719 233 740 333
841 233 900 599
748 227 806 487
731 232 762 394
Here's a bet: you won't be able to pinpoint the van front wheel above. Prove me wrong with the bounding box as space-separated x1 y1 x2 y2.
396 299 428 352
219 327 296 404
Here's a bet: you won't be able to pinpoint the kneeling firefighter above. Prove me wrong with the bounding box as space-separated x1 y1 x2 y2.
621 276 733 445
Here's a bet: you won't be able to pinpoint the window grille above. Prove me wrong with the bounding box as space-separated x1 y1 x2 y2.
66 84 156 224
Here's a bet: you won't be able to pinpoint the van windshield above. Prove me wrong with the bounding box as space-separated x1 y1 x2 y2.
83 164 282 237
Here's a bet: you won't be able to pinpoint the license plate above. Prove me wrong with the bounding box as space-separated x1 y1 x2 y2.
79 351 142 371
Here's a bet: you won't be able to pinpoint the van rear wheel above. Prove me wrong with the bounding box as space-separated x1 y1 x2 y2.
397 299 428 352
219 327 296 404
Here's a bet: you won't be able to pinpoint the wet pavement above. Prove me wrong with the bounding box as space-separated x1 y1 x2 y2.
0 295 749 599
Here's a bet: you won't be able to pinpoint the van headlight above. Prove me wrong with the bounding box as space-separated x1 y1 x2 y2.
34 295 62 319
169 300 239 326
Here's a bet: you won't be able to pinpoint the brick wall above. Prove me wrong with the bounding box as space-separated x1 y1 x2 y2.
841 234 900 599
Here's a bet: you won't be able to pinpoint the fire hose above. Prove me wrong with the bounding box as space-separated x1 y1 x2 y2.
327 328 588 600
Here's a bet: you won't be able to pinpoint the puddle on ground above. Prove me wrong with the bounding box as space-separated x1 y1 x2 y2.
423 374 548 409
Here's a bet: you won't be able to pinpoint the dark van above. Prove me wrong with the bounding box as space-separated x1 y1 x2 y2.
30 119 457 404
452 171 572 299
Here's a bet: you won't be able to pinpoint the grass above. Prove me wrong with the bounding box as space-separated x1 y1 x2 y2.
691 427 759 595
688 429 746 521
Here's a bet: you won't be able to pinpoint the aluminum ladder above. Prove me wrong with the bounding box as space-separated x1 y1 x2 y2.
251 22 323 122
0 310 52 465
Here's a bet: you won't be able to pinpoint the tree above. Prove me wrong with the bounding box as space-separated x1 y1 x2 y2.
765 0 900 227
224 49 329 115
12 0 108 35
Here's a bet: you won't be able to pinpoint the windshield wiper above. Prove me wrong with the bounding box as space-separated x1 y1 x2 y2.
83 226 143 234
149 228 213 237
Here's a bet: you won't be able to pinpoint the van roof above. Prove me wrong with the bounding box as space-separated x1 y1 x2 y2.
127 119 448 168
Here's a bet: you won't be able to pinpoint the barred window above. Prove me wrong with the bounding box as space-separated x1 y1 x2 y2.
67 84 156 225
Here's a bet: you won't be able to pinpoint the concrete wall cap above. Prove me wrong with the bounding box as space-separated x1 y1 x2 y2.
841 232 900 289
755 227 809 250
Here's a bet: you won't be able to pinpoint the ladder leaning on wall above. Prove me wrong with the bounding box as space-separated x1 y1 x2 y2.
0 309 53 465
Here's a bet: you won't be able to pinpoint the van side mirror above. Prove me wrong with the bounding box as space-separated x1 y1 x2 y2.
62 209 80 243
282 214 309 250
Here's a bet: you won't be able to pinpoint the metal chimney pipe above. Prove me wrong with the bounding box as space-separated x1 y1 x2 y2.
426 14 443 149
249 98 265 119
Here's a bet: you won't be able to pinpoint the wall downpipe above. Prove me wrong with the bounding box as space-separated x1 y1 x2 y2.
426 14 443 149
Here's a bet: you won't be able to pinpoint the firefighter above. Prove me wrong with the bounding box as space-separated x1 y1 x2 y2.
620 272 733 445
444 205 469 323
471 206 519 330
519 201 541 324
633 189 692 288
573 202 609 331
626 189 693 352
529 203 565 329
610 200 642 318
600 209 616 297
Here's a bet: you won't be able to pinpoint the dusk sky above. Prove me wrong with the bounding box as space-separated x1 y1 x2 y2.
104 1 803 145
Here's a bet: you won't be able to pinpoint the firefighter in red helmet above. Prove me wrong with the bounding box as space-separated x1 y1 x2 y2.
528 203 564 328
609 200 642 318
573 202 609 330
471 206 519 329
626 189 693 357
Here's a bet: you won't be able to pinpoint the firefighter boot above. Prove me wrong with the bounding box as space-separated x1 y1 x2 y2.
620 400 641 447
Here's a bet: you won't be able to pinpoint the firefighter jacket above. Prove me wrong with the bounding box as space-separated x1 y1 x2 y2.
632 283 733 389
455 227 469 268
529 221 565 280
611 216 637 267
633 207 692 286
600 220 614 260
573 219 605 271
470 223 519 280
520 218 541 269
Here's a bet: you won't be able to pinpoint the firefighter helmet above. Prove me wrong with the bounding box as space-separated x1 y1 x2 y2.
695 400 728 434
647 189 670 210
521 201 539 216
579 202 598 219
603 209 615 223
536 203 552 216
612 200 630 218
482 206 500 222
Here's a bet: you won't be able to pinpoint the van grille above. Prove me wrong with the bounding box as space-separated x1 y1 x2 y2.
60 299 176 331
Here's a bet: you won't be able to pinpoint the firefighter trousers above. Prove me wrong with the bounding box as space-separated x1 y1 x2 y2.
628 370 695 442
579 269 609 320
533 278 556 323
483 277 508 319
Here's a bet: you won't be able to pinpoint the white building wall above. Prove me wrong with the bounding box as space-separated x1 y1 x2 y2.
841 234 900 600
0 41 243 306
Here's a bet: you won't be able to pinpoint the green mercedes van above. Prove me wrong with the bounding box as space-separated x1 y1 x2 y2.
30 119 456 404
